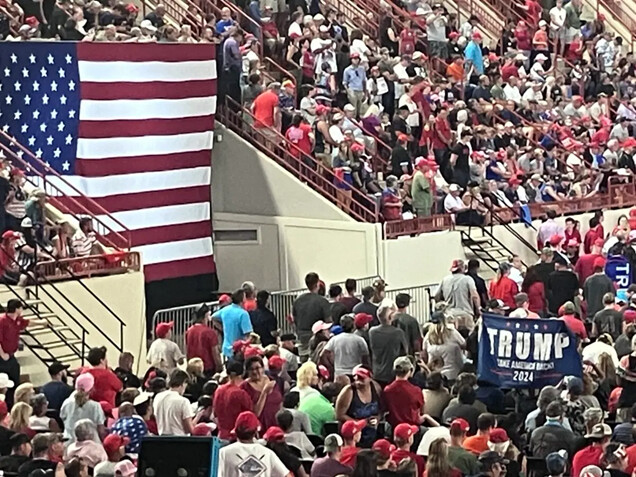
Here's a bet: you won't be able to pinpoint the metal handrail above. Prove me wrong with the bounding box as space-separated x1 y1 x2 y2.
0 132 131 250
221 96 380 222
35 252 140 281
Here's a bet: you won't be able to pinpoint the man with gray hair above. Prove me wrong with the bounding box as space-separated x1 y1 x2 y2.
435 259 480 331
369 299 408 386
66 419 107 467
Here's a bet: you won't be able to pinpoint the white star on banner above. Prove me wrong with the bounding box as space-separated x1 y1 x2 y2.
13 111 20 120
68 80 75 91
10 54 17 64
62 161 70 171
68 110 75 119
29 54 36 64
24 95 30 105
50 81 58 92
65 54 72 64
65 134 73 145
20 124 27 133
1 125 8 132
57 122 65 132
42 94 49 105
39 123 47 132
46 136 53 145
40 67 47 78
21 68 28 78
58 68 65 78
47 54 54 65
60 95 67 105
35 149 43 158
53 148 61 158
27 137 35 146
50 110 58 119
13 81 20 92
32 110 40 119
33 81 39 92
5 96 11 105
16 151 23 159
3 68 9 77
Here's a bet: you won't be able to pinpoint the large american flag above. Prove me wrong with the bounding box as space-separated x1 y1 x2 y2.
0 42 217 283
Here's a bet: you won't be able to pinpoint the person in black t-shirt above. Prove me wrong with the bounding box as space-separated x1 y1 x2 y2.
292 273 331 362
0 433 31 473
40 362 73 413
450 131 473 188
546 261 579 315
328 285 348 327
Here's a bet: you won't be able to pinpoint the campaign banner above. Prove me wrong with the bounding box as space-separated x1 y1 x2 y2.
605 255 632 288
478 314 582 388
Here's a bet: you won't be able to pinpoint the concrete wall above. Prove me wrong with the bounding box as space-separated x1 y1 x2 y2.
212 126 353 222
213 212 381 291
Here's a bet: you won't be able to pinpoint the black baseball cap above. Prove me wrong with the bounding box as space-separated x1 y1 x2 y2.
10 433 30 450
478 451 509 467
48 362 70 376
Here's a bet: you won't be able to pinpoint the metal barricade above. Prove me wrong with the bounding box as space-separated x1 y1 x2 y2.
385 283 438 325
151 301 219 352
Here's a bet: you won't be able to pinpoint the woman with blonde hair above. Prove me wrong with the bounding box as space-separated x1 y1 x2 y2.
9 402 33 436
14 382 34 405
423 437 462 477
422 311 466 381
290 361 320 401
185 357 206 402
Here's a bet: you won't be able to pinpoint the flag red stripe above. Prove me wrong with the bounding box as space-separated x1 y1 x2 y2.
78 116 215 139
75 150 212 176
54 186 211 214
143 255 217 282
127 221 213 247
80 80 218 100
77 43 217 63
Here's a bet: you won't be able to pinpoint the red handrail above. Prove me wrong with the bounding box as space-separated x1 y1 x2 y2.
222 96 379 222
0 132 131 250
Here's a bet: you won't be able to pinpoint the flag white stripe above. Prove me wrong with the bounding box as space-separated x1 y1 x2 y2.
78 60 217 83
79 97 217 121
39 167 211 197
95 202 211 232
76 132 213 159
134 237 213 265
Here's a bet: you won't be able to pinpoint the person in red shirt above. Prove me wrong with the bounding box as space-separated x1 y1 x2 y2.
380 176 403 222
522 267 547 316
383 356 428 428
251 83 281 145
513 21 532 55
85 346 123 407
584 216 604 254
463 413 495 455
0 299 32 406
575 238 604 286
212 360 254 440
518 0 542 28
559 301 588 341
501 58 520 82
339 419 364 466
564 217 582 245
391 423 426 477
432 108 451 164
242 281 257 312
285 114 314 159
398 18 416 55
489 263 519 309
185 304 222 376
571 423 612 477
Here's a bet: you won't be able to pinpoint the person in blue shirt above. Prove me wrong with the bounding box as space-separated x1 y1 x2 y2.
464 31 484 77
213 290 253 358
215 7 235 36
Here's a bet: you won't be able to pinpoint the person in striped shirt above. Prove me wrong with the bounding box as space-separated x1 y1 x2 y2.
71 218 104 258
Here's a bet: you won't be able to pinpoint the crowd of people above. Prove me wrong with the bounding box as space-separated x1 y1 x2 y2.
0 240 625 477
0 164 106 285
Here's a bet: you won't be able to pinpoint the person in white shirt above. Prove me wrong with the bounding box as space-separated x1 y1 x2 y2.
153 369 194 436
503 77 522 104
582 333 619 367
522 82 543 103
219 411 291 477
287 11 303 39
146 321 185 373
529 54 548 82
610 117 629 142
444 184 465 213
549 0 567 53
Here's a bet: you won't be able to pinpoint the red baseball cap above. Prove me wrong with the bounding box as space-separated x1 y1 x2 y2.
372 439 396 459
354 313 374 329
263 426 286 442
593 257 606 269
394 423 419 441
155 321 173 339
351 142 365 153
243 346 262 359
192 423 213 436
268 355 286 370
1 230 20 240
472 31 482 40
353 365 372 379
341 420 366 439
397 133 409 142
508 177 522 186
489 428 509 443
233 411 260 434
232 339 250 354
218 294 231 305
548 234 563 246
450 418 470 433
103 434 129 456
